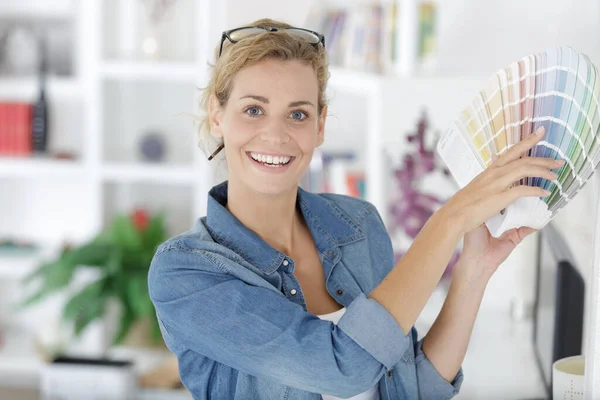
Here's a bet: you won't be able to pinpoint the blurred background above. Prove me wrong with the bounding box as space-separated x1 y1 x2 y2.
0 0 598 399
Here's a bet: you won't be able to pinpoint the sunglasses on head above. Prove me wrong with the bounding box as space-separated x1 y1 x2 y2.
207 25 325 161
218 25 326 59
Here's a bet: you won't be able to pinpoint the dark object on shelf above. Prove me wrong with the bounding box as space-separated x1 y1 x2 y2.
31 35 48 153
532 222 585 399
139 132 166 162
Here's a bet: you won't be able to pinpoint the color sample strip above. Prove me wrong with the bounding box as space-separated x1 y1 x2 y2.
440 46 600 235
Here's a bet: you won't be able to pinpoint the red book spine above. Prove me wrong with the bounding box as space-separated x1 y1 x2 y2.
0 104 7 155
16 104 24 155
6 103 17 156
14 103 30 156
23 104 33 155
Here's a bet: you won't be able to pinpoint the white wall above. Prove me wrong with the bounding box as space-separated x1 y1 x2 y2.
434 0 600 77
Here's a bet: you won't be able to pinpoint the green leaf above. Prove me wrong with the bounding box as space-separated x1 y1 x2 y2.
150 314 163 342
113 306 135 345
63 279 107 322
142 212 167 249
21 258 78 302
127 275 153 317
109 215 142 251
13 289 49 311
22 261 55 285
106 248 123 275
62 242 112 268
73 297 106 336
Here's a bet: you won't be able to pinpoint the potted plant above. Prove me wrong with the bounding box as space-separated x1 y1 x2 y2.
17 208 168 352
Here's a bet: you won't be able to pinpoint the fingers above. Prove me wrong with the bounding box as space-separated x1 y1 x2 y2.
482 155 564 191
517 226 537 239
504 184 551 203
495 165 559 190
507 156 566 171
492 126 546 167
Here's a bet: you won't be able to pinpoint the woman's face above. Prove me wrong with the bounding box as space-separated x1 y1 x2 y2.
209 59 326 196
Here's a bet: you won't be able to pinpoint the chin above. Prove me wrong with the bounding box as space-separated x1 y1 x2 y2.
246 177 298 197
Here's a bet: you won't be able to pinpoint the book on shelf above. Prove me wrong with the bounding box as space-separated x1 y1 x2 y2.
305 1 438 75
0 102 33 156
300 149 366 200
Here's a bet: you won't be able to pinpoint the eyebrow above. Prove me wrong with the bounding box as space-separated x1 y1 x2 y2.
239 95 315 108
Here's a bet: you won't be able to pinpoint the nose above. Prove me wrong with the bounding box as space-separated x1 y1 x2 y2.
259 119 290 145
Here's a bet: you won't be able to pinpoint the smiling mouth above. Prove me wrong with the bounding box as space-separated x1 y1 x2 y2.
246 152 295 167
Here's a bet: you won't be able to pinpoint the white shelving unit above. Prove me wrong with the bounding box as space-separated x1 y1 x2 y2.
0 0 426 392
0 0 216 390
0 157 84 178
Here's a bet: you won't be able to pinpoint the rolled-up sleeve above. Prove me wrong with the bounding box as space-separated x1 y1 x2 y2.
148 245 411 398
413 329 464 399
338 293 410 369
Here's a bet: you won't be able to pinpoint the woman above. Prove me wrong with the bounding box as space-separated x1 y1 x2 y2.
148 18 563 399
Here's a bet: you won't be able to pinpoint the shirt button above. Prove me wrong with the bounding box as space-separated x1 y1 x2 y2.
388 370 393 377
327 249 335 257
282 259 289 266
336 289 344 296
290 289 297 295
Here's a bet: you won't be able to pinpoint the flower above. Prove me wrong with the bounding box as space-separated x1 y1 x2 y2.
131 208 150 231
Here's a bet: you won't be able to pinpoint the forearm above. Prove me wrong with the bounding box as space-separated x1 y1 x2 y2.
420 257 487 382
369 207 463 334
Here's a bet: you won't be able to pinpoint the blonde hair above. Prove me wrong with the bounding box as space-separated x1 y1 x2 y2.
196 18 330 157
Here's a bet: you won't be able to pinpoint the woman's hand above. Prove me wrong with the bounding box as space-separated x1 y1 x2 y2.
442 126 565 237
452 223 537 285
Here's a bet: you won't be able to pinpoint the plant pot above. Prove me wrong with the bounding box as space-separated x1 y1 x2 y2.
120 317 167 350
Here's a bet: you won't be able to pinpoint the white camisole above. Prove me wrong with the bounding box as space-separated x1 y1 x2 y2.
317 307 381 400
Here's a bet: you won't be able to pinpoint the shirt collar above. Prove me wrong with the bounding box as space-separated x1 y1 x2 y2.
205 181 365 274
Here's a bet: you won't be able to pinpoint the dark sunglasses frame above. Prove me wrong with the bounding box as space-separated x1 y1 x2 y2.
217 25 326 59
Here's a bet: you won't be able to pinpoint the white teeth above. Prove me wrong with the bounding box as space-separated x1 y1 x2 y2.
250 152 291 165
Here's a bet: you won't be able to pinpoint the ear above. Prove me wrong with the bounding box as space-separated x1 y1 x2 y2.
208 94 224 139
316 104 327 147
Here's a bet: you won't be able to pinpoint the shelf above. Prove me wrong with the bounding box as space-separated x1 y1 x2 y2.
328 67 382 94
0 158 85 179
102 163 197 185
0 254 40 280
0 243 63 280
0 1 73 18
0 78 81 100
100 61 198 82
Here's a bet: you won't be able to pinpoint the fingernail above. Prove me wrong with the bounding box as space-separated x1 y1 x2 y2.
543 189 552 196
535 126 545 136
555 159 565 165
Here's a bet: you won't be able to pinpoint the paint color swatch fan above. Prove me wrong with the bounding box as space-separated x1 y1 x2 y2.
437 46 600 237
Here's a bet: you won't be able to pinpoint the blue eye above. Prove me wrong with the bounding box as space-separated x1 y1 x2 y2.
246 107 262 117
291 111 307 120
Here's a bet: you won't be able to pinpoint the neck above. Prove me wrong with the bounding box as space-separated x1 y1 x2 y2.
226 179 300 255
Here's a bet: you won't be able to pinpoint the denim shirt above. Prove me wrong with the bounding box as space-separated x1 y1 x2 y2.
148 181 463 399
